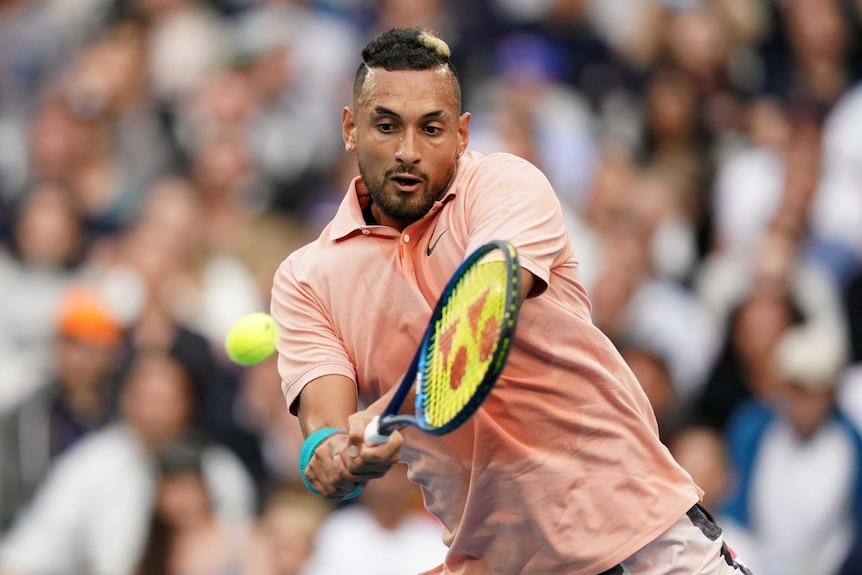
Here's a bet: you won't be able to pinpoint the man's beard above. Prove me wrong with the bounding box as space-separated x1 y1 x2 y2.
360 161 457 224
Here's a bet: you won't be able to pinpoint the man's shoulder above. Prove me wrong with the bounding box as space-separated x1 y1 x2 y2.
461 150 538 172
457 151 549 189
274 233 359 297
284 237 351 278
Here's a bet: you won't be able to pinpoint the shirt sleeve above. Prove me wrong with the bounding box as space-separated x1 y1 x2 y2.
461 153 572 297
271 252 358 414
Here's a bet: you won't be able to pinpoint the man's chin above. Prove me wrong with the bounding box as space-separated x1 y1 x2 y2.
379 203 433 224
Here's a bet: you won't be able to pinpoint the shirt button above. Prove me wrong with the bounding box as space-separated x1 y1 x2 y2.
361 229 370 235
403 234 410 243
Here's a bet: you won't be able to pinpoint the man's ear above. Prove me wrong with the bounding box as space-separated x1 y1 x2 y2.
457 111 471 157
342 107 356 152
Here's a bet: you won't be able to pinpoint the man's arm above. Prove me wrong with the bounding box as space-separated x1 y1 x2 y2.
296 375 403 500
295 374 358 437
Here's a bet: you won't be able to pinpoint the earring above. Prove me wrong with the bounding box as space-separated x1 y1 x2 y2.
345 143 353 152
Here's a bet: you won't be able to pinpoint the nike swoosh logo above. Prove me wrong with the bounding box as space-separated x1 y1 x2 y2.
426 228 449 256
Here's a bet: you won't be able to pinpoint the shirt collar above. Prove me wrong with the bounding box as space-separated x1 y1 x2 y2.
329 177 375 241
328 170 460 241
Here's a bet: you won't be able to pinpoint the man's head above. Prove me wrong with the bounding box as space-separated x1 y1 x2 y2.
343 28 470 231
352 28 461 108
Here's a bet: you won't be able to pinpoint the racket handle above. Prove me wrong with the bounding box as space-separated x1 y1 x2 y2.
364 415 392 446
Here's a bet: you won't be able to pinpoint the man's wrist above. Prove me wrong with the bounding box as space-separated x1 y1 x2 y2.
298 428 363 500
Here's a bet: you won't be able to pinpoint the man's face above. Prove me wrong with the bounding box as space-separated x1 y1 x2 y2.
343 67 470 230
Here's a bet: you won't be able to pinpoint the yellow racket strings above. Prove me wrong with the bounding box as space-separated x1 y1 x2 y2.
422 259 509 428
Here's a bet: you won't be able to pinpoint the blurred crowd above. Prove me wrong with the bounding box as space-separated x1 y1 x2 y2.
1 0 862 574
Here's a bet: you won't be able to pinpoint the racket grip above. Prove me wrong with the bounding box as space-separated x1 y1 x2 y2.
364 415 392 446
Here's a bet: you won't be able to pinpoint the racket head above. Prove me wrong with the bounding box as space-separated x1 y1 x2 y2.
413 240 521 434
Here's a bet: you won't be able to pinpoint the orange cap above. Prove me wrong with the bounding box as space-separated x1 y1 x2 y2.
57 286 124 348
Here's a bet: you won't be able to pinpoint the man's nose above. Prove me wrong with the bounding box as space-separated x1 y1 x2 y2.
395 131 420 164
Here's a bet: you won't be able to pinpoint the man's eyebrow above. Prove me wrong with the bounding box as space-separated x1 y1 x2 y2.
371 107 446 120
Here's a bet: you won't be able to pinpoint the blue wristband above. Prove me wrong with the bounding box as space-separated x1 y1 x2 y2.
298 427 363 500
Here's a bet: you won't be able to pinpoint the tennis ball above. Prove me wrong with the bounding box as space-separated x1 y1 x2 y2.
225 312 279 366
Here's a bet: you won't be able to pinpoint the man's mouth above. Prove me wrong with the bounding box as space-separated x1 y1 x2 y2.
390 174 423 192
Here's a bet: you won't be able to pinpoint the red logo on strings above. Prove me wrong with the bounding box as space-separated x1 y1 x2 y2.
439 289 493 390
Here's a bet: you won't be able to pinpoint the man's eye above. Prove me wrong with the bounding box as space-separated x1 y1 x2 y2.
378 123 397 132
424 126 442 135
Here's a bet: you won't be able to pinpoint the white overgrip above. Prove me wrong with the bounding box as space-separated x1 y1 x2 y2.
363 415 392 446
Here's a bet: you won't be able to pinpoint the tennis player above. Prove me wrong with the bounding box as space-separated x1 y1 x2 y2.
271 28 754 575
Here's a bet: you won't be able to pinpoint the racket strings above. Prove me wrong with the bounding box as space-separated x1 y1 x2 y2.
421 259 509 428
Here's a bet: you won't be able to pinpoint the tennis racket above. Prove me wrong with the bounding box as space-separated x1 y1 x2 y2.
364 240 521 445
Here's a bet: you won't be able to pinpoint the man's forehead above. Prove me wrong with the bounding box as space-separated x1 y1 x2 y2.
357 67 458 112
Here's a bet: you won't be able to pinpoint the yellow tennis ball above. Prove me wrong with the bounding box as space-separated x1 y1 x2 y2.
225 312 279 366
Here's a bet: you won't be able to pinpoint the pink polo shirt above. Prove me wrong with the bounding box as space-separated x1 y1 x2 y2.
272 151 702 575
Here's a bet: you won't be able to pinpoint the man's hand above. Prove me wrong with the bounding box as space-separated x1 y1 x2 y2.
342 410 403 477
302 431 364 500
302 411 403 500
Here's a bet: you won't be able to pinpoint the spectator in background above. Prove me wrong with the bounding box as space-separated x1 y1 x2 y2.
810 81 862 286
722 325 862 575
660 2 733 103
88 175 261 449
467 32 598 211
564 142 636 293
228 0 361 215
134 432 252 575
27 66 142 238
0 284 127 530
224 354 306 495
808 81 862 403
696 220 849 431
189 136 263 256
669 425 761 575
585 0 667 73
696 282 803 432
243 487 332 575
301 463 447 575
578 146 721 413
136 0 228 115
485 0 637 107
0 0 77 210
768 0 857 109
708 97 794 270
705 94 838 300
0 349 256 575
0 182 89 407
66 17 176 201
103 174 261 347
637 65 713 269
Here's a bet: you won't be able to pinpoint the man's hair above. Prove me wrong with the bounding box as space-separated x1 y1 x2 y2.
353 28 461 106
